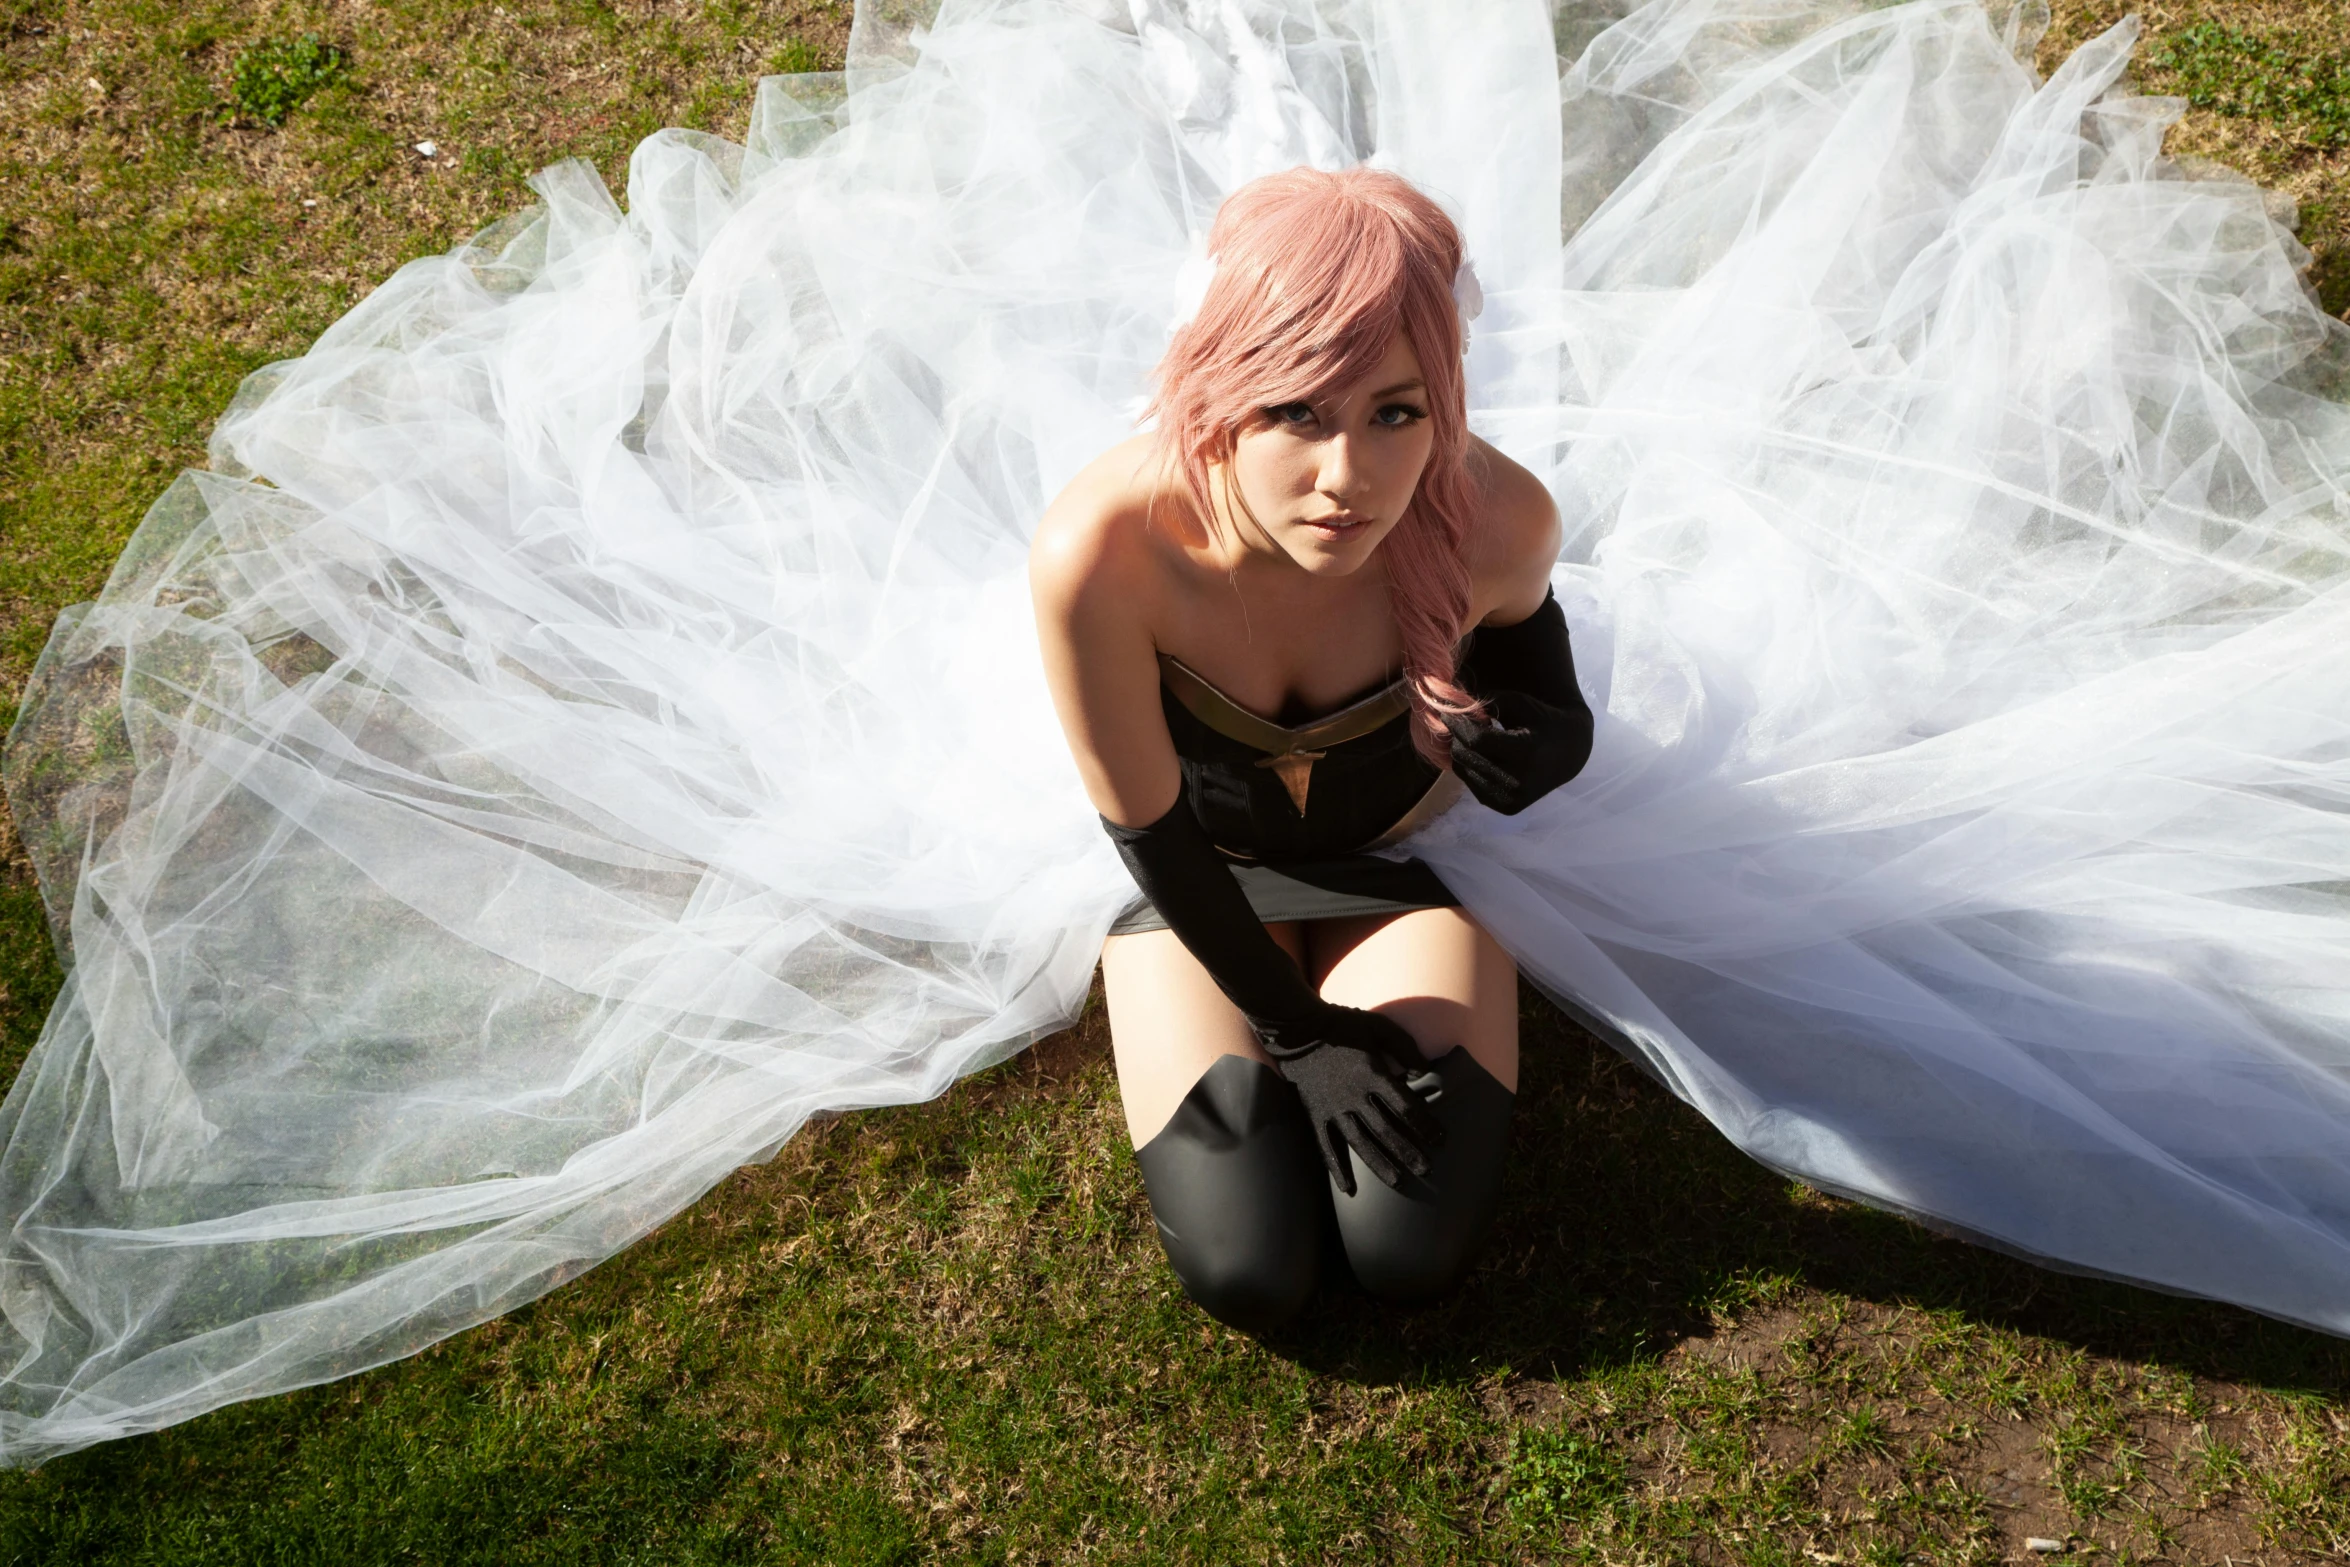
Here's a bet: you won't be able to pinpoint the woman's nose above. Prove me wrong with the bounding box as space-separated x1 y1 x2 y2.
1317 433 1364 500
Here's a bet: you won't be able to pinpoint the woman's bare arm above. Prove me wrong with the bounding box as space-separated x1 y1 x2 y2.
1467 436 1563 627
1029 455 1184 829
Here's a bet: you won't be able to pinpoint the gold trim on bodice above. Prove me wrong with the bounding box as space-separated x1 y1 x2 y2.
1153 654 1467 854
1156 654 1411 814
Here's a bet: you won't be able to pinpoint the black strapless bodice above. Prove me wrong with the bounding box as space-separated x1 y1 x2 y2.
1162 678 1444 864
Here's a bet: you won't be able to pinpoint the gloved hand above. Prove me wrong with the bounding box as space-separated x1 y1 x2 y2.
1103 802 1446 1191
1447 589 1595 816
1443 688 1593 816
1252 1003 1444 1194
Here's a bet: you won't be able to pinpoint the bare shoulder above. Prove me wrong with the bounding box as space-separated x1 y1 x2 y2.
1028 433 1167 610
1465 436 1561 624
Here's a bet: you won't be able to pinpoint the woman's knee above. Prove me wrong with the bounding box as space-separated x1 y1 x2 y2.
1331 1046 1516 1304
1128 1031 1518 1325
1132 1054 1326 1333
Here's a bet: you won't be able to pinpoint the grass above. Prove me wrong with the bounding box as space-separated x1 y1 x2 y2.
15 998 2350 1564
2055 0 2350 311
2140 22 2350 144
7 0 2350 1561
226 33 346 127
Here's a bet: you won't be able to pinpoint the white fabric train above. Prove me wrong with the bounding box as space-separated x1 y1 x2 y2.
8 0 2350 1461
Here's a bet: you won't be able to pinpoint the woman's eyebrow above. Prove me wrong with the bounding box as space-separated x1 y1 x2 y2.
1368 378 1427 397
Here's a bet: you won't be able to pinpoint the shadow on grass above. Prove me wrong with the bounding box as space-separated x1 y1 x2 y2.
1266 996 2350 1405
2310 237 2350 319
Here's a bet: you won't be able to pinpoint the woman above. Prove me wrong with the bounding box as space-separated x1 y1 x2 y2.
1031 168 1588 1329
8 0 2350 1461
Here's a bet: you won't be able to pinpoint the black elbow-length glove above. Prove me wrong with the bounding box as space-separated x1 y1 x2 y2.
1103 800 1442 1194
1445 589 1595 816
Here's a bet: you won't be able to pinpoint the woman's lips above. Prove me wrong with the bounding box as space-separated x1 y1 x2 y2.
1300 512 1370 535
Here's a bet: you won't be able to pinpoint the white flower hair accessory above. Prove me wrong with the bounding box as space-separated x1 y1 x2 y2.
1167 244 1219 337
1452 257 1484 354
1165 244 1486 353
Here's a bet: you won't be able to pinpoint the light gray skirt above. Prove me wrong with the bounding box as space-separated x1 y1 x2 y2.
1109 854 1460 937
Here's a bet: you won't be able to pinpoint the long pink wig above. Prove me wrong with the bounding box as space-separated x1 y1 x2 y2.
1147 165 1483 763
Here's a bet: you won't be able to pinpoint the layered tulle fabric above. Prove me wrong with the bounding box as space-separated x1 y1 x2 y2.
9 0 2350 1461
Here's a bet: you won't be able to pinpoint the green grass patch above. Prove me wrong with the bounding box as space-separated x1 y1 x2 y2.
2140 21 2350 147
1505 1427 1626 1530
769 37 824 75
227 34 349 128
0 877 61 1092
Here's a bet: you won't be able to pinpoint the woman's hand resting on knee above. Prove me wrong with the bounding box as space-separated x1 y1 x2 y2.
1250 1001 1444 1194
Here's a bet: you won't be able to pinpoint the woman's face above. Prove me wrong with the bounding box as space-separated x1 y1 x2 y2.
1221 329 1436 577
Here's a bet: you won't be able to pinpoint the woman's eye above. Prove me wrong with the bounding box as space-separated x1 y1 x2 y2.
1265 402 1316 427
1374 402 1427 427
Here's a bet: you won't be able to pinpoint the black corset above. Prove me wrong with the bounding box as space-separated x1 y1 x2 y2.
1158 662 1447 864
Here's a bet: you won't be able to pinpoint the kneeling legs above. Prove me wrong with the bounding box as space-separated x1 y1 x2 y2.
1133 1047 1515 1330
1106 908 1520 1332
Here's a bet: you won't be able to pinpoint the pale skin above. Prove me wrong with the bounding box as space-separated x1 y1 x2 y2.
1029 329 1562 1148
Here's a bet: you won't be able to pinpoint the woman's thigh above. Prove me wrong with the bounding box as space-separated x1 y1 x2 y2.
1100 922 1304 1148
1306 907 1519 1092
1101 905 1517 1147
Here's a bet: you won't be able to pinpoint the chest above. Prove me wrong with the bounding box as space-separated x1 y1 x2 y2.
1154 569 1403 722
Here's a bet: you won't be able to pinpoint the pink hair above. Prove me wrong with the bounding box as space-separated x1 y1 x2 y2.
1147 165 1483 764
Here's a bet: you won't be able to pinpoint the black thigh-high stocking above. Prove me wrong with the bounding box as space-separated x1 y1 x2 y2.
1133 1047 1516 1330
1329 1047 1515 1303
1132 1055 1328 1333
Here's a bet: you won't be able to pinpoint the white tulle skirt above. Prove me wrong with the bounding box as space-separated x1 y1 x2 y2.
9 0 2350 1461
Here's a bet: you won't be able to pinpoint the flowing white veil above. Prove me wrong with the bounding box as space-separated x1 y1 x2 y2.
10 0 2350 1463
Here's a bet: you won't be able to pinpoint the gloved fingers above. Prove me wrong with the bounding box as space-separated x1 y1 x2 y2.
1318 1117 1359 1197
1472 727 1539 773
1371 1103 1435 1180
1352 1022 1447 1132
1349 1016 1446 1149
1338 1109 1412 1190
1364 1081 1443 1163
1465 767 1531 815
1441 706 1492 740
1447 739 1525 812
1443 717 1503 764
